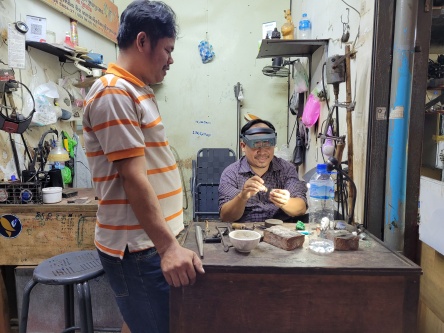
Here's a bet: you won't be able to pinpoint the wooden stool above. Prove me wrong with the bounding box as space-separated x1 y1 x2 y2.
19 250 104 333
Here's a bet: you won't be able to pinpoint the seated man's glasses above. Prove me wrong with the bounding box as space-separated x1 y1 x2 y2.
240 128 277 149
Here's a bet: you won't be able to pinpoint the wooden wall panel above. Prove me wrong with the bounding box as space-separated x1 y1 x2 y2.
419 242 444 331
418 299 444 333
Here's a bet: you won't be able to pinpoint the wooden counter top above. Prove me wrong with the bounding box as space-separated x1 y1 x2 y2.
0 188 98 214
184 222 421 275
171 222 422 333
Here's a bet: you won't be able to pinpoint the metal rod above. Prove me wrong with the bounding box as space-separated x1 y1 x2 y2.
234 82 242 159
195 225 204 259
345 45 354 224
9 134 21 180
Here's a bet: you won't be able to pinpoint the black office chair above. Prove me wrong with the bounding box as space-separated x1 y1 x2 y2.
191 148 236 221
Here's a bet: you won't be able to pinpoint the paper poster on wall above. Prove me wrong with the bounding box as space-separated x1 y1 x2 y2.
38 0 119 43
25 15 47 42
7 23 26 69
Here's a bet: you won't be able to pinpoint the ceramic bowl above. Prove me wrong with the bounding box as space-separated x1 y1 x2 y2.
229 230 261 253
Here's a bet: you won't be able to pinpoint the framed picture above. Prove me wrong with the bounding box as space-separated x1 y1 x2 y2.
262 21 276 39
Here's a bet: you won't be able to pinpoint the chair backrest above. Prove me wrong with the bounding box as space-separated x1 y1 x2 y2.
192 148 236 221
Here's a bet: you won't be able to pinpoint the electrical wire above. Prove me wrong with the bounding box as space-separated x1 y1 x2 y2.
61 62 79 76
341 0 360 17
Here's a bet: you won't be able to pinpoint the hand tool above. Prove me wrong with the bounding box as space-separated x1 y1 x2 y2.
204 236 221 243
216 226 230 252
195 225 204 259
231 223 254 230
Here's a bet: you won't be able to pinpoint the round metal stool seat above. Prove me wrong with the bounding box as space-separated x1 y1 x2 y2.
33 250 103 285
19 250 104 333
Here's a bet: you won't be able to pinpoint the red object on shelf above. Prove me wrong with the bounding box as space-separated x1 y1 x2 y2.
64 33 74 48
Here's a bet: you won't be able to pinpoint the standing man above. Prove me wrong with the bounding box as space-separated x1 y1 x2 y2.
83 1 204 332
219 119 307 222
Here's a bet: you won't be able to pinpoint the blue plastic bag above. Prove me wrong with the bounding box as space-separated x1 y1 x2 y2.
198 40 215 64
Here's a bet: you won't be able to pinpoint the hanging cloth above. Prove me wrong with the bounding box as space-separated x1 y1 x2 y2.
293 120 306 166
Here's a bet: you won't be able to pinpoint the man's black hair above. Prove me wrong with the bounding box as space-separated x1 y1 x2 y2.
241 119 276 135
117 0 178 50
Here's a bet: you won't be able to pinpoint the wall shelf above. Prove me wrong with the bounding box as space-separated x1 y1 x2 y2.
26 41 106 70
257 39 329 58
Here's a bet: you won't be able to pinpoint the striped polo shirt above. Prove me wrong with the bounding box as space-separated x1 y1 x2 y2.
83 63 184 258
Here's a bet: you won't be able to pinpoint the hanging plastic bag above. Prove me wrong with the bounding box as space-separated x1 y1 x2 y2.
293 121 306 166
289 91 298 115
289 92 305 117
293 134 305 166
198 40 215 64
31 81 60 126
301 93 320 128
293 61 309 93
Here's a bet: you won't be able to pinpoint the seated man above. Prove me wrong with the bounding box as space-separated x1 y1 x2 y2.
218 119 307 222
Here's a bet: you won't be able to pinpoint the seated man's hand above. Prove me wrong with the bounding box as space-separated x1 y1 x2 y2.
269 189 290 208
240 175 267 200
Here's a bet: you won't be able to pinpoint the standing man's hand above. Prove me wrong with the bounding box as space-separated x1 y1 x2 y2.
159 244 205 287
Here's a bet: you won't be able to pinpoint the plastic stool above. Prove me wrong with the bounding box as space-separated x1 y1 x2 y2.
19 250 104 333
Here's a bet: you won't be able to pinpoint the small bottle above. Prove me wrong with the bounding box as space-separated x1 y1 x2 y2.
308 164 335 236
298 13 312 39
64 32 74 48
70 19 78 46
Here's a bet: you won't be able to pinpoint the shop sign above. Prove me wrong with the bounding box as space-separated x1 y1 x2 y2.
39 0 119 43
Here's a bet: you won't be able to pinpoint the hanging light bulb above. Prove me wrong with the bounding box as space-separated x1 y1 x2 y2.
47 137 70 162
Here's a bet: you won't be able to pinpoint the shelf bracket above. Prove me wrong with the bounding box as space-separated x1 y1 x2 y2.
65 55 93 76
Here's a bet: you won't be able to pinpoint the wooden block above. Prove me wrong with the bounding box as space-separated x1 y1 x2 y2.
325 230 359 251
263 225 305 251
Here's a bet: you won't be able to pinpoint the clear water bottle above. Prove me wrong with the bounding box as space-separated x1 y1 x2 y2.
308 163 335 234
298 13 312 39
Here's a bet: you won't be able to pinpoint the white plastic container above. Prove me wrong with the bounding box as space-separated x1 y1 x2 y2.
42 187 62 204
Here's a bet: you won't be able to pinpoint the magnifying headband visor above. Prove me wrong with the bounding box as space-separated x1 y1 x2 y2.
240 127 277 149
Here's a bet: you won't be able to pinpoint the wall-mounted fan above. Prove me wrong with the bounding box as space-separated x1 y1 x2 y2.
262 57 292 77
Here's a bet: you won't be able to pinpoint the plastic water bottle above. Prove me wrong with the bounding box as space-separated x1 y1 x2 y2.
298 13 312 39
308 164 335 234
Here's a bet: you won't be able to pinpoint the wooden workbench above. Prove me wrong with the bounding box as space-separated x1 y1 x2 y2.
0 188 97 265
171 222 422 333
0 188 98 332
